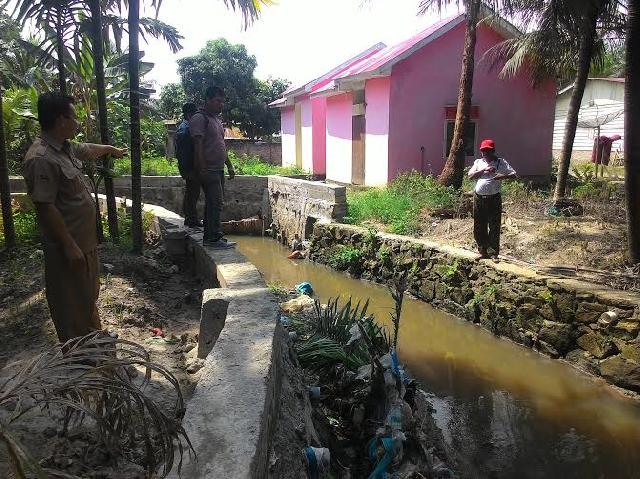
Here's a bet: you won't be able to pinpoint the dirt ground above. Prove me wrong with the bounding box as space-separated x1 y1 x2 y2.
0 241 204 478
415 191 638 292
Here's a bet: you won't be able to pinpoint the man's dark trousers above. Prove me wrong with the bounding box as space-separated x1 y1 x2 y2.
200 170 225 241
183 170 201 225
473 192 502 256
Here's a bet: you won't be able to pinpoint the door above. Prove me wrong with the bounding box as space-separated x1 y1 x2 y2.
352 115 366 185
295 103 302 168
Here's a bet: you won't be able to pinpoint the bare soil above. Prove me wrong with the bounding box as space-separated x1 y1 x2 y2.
0 241 204 478
391 191 636 292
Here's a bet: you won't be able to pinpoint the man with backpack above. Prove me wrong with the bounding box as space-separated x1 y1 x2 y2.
175 102 202 228
190 86 236 248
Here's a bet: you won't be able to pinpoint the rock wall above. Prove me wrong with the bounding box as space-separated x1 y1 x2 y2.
309 223 640 394
267 176 347 246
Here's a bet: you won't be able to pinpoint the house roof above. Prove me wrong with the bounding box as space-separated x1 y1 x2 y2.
558 77 625 96
312 8 521 97
268 43 387 108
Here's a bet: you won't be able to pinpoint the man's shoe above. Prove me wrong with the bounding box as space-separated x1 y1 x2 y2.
203 239 236 249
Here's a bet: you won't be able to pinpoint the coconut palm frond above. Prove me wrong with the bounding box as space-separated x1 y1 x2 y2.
0 332 193 479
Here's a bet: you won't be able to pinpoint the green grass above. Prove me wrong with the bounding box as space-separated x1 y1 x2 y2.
345 172 459 235
0 208 40 247
229 151 308 176
112 151 308 177
113 154 180 176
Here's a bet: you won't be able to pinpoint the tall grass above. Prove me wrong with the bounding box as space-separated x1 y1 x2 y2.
345 172 459 234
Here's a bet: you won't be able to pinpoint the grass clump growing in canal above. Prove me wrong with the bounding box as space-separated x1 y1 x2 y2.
268 281 289 298
345 172 460 235
328 245 362 270
295 298 390 371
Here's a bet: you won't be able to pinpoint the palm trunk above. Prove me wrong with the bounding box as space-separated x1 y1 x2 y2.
625 0 640 263
129 0 143 254
56 7 66 96
438 0 480 189
0 88 16 249
89 0 119 243
553 13 599 201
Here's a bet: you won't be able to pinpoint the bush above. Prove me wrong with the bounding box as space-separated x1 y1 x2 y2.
0 206 39 247
229 151 307 176
113 155 180 176
346 172 460 235
328 245 362 270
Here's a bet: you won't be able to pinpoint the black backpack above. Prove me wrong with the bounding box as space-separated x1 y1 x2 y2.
175 112 208 177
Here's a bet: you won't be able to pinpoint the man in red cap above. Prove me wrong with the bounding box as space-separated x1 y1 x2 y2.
467 139 517 260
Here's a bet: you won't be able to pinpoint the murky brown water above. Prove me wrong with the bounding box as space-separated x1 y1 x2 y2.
232 236 640 478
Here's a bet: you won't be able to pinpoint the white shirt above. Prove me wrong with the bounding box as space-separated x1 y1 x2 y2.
468 157 516 195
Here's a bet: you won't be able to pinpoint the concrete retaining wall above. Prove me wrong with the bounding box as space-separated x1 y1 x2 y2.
160 220 282 479
267 176 347 246
309 223 640 394
10 175 267 222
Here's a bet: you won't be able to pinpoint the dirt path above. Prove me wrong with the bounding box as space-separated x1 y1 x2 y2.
0 242 203 477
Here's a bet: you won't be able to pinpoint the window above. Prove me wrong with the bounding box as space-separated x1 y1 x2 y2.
445 120 477 157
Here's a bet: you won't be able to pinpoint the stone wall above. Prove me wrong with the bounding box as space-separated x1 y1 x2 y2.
309 223 640 394
10 175 267 222
267 176 347 246
226 139 282 165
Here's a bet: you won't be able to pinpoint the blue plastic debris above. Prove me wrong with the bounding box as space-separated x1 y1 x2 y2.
296 282 314 296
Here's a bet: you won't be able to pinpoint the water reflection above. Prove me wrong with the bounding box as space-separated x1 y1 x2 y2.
232 236 640 478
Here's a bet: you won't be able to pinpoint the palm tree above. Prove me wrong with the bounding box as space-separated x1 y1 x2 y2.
486 0 624 202
88 0 119 243
418 0 515 189
0 85 16 249
550 0 621 202
5 0 81 94
625 0 640 263
129 0 143 254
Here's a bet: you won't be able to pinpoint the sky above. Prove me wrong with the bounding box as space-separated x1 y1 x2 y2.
141 0 460 94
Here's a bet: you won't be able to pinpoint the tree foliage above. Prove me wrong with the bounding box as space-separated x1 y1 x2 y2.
177 38 290 138
158 82 187 120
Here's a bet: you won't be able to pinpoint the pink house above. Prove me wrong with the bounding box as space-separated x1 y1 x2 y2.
272 12 556 185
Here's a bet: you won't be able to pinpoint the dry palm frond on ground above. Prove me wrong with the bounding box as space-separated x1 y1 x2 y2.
0 332 193 479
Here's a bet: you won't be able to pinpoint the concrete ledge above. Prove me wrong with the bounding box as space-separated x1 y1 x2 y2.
10 191 283 476
169 228 281 479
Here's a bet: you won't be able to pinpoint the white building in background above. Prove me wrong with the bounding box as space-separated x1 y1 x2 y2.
554 78 625 160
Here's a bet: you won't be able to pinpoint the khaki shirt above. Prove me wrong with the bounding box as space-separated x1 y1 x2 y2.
189 110 227 171
23 134 97 253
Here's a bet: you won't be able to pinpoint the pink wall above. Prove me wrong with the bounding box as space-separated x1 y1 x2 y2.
280 106 296 167
312 97 327 175
325 93 353 184
388 23 557 180
364 77 391 185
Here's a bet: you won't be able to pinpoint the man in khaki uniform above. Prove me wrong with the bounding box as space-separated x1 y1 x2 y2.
23 92 126 344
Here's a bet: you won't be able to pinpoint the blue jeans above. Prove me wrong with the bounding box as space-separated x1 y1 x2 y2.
200 170 225 241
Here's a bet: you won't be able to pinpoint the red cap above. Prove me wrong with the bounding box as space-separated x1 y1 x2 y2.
480 139 495 151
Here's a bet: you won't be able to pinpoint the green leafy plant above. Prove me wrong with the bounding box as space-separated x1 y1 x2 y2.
438 259 460 281
0 332 193 478
538 289 553 303
376 245 391 262
295 298 390 371
327 245 362 270
0 206 39 247
267 281 288 298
